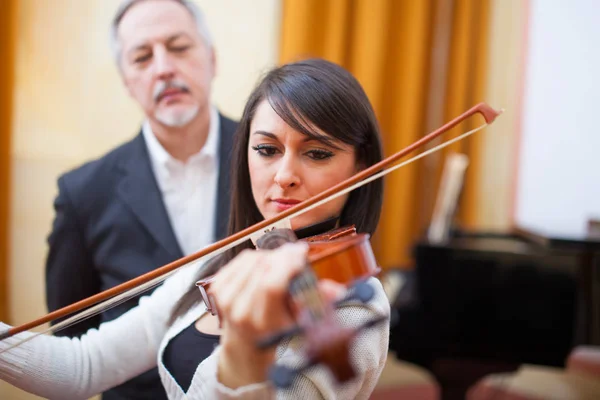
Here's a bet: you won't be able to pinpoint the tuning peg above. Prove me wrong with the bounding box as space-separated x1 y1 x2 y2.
334 279 374 307
269 365 297 389
256 325 304 349
352 280 375 303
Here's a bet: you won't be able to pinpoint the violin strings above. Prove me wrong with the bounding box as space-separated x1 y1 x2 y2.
297 269 325 322
297 272 311 321
2 121 489 348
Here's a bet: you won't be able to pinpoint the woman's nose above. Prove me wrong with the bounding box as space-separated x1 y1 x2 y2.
274 156 301 189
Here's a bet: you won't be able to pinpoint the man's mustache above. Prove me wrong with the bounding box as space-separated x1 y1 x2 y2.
153 80 191 102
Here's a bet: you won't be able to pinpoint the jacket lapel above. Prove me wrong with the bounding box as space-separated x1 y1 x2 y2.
117 133 184 259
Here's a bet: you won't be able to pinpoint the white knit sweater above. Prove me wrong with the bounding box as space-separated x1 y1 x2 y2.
0 263 390 399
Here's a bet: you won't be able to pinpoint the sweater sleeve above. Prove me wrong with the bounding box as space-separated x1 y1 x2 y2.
185 277 390 400
0 265 197 400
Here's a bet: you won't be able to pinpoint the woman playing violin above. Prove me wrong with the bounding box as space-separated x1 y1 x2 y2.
0 58 390 399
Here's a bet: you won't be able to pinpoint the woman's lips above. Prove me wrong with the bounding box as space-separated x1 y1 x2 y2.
271 198 301 211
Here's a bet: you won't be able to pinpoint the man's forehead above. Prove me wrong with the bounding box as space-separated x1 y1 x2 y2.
118 0 197 47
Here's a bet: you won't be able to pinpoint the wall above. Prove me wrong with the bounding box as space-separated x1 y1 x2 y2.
475 0 528 231
514 0 600 237
2 1 280 398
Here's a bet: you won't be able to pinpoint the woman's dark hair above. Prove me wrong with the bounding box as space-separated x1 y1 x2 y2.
170 58 384 322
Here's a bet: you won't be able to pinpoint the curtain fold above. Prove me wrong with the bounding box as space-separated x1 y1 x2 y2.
439 0 491 228
280 0 490 268
0 0 16 321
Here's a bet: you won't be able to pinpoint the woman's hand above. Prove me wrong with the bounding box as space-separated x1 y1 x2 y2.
210 242 310 389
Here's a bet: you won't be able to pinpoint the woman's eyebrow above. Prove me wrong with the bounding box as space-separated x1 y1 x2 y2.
251 130 345 150
252 130 278 139
303 133 344 150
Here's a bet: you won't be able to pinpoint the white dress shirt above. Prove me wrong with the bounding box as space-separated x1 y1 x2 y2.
142 106 220 256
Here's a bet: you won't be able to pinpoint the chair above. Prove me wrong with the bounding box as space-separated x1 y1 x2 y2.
567 346 600 378
370 355 441 400
467 346 600 400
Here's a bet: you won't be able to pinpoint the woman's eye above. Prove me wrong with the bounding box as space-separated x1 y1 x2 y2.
251 145 279 157
306 149 334 160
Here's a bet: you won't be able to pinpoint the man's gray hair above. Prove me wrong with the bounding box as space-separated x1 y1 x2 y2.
109 0 214 64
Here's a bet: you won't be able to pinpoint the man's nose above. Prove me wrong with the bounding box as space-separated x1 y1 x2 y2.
274 155 301 189
153 47 176 80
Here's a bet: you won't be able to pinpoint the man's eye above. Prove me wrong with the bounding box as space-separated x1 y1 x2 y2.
133 54 152 64
170 45 191 53
251 145 278 157
306 149 334 160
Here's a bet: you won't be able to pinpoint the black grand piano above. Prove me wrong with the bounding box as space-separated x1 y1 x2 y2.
386 227 600 399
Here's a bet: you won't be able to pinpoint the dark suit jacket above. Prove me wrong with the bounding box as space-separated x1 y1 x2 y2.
45 113 238 400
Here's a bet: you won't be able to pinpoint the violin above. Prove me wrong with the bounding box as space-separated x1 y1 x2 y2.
196 224 386 389
0 102 503 385
196 224 378 316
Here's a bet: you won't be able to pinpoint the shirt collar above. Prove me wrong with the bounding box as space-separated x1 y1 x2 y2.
142 105 220 170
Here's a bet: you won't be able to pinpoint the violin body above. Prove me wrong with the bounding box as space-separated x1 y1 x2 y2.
307 231 381 285
196 225 380 317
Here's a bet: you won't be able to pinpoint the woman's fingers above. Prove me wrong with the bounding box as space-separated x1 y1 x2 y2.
212 249 261 314
249 242 308 331
211 242 309 336
259 242 308 297
226 255 270 333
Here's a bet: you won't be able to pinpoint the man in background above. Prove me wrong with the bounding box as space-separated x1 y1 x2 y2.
45 1 237 399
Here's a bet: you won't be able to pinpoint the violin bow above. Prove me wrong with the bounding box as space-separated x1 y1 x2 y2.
0 102 503 348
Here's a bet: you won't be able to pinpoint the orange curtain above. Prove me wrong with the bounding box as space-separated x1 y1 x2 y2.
0 0 16 321
279 0 490 268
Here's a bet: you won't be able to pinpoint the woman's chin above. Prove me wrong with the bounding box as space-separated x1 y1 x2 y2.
260 207 328 232
289 216 322 231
